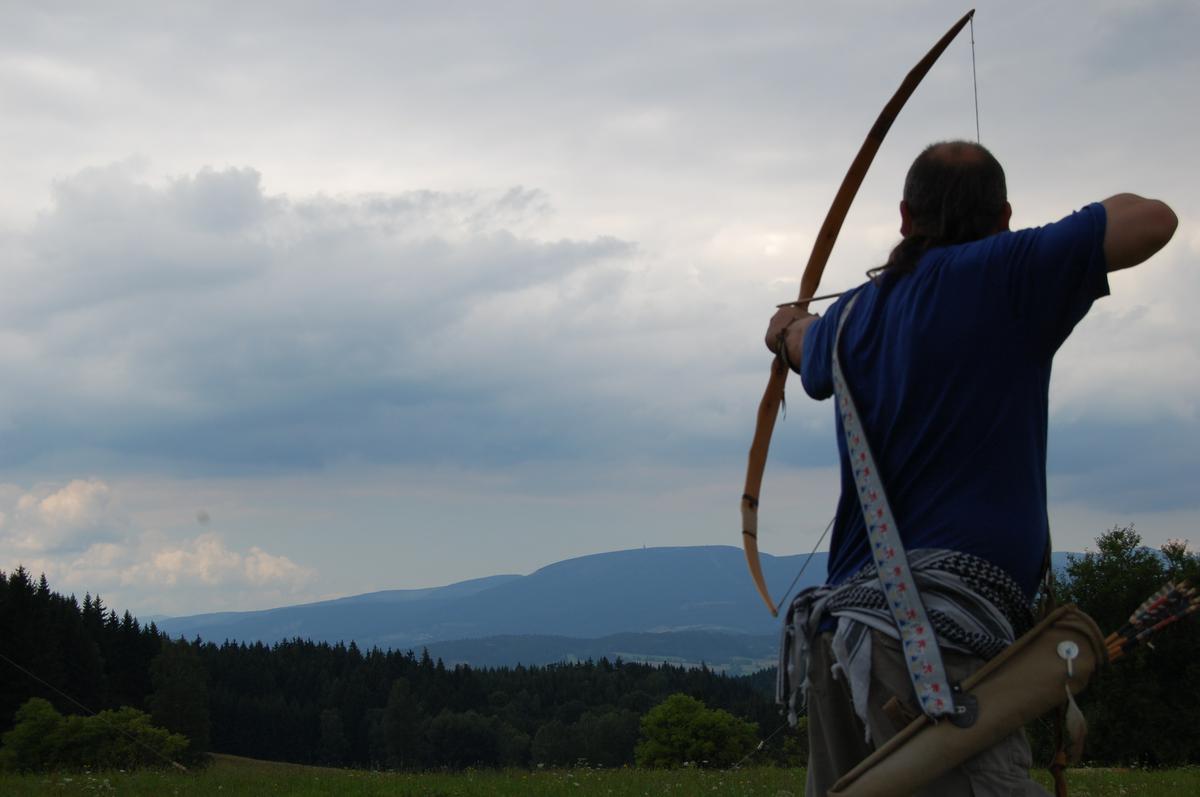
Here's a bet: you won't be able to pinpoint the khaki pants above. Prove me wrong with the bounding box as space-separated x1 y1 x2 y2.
805 630 1049 797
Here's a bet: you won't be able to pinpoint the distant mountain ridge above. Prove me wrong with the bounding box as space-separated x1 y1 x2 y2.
157 546 1077 669
159 545 818 646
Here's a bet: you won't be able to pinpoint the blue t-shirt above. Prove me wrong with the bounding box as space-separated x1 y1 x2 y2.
800 203 1110 598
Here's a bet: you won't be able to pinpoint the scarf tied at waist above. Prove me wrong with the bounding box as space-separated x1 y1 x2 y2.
777 548 1036 735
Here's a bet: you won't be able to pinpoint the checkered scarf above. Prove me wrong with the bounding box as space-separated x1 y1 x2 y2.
777 548 1036 727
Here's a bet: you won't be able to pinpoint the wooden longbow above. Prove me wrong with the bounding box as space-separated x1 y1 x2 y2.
741 9 976 616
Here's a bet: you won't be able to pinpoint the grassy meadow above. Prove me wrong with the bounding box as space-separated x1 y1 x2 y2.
1 755 1198 796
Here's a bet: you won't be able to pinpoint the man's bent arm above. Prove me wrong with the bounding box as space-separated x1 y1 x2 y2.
1101 193 1178 272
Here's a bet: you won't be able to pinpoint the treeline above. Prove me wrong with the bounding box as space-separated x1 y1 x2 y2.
2 524 1198 770
199 635 787 768
0 566 787 769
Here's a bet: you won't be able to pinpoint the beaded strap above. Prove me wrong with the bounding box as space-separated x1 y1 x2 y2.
832 293 958 718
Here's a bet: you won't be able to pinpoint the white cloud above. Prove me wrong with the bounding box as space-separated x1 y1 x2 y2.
124 532 313 590
26 478 112 527
0 478 316 615
1 478 123 554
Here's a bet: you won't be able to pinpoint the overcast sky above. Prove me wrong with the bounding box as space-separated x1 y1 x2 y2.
1 1 1195 617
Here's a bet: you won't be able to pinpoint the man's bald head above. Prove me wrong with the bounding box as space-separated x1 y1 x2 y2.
900 140 1010 241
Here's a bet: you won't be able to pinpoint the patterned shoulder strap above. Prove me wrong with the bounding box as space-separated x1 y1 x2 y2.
832 293 959 719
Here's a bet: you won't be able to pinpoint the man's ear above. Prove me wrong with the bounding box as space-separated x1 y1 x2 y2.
998 201 1012 232
900 200 913 237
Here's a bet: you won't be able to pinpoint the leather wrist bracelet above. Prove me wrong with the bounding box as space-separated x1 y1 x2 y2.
776 321 803 376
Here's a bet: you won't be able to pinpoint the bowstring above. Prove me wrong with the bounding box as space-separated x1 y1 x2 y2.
970 15 981 142
777 515 836 610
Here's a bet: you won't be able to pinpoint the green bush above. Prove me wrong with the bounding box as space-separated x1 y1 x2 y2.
0 698 62 772
635 693 758 768
0 697 189 773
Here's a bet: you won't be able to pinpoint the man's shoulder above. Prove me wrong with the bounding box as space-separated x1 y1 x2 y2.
1005 203 1108 261
930 203 1106 266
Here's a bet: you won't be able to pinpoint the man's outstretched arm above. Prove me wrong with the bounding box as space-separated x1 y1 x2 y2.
1101 194 1178 272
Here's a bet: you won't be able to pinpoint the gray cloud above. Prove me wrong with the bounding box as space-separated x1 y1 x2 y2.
1050 419 1200 514
0 164 643 471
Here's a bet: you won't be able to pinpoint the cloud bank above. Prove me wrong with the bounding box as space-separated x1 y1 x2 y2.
0 478 313 614
0 2 1195 612
0 164 649 472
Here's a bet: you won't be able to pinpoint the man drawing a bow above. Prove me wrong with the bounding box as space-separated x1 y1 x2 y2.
767 141 1176 796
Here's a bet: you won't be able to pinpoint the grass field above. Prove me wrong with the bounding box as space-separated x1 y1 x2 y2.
1 754 1197 795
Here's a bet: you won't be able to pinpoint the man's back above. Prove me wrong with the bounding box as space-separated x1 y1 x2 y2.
801 203 1109 595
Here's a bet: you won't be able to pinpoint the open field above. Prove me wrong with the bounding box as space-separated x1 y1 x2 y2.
1 754 1198 795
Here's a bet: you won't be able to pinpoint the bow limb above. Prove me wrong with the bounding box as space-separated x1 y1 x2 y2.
741 9 976 617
